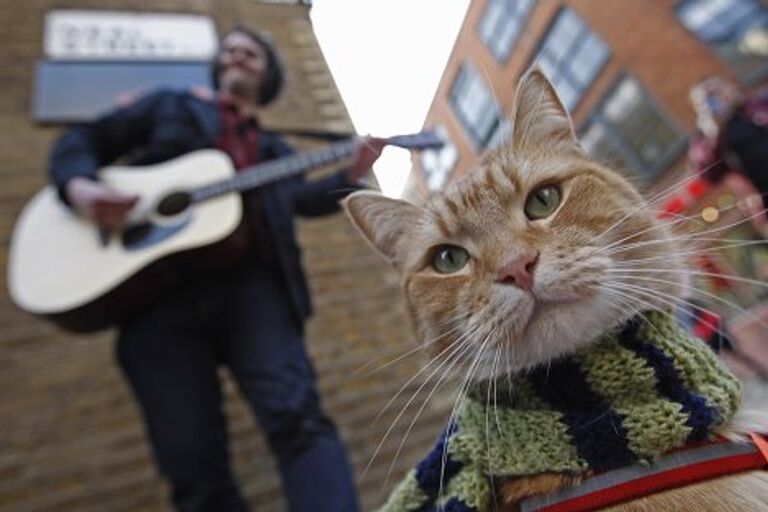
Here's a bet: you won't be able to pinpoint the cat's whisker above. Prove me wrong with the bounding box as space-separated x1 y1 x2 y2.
370 335 480 498
611 238 767 266
381 325 481 494
617 231 761 250
597 217 696 260
598 285 675 330
353 314 470 378
596 159 726 243
605 194 762 254
600 282 673 316
489 344 508 432
351 341 436 379
662 205 768 239
505 342 515 403
607 267 768 290
595 288 644 321
491 347 506 443
598 293 655 342
603 204 768 257
597 173 707 244
604 276 752 352
608 273 734 309
485 345 501 508
646 159 722 211
443 331 488 434
439 331 492 503
361 324 481 486
600 283 729 357
605 275 768 333
650 208 708 226
370 317 474 425
644 166 721 209
603 232 732 259
598 205 734 257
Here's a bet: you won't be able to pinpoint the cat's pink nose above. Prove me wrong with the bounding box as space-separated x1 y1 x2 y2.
497 251 539 291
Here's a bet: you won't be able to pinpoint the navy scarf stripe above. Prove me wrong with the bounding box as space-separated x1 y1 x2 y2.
526 359 637 472
619 319 719 441
415 422 464 509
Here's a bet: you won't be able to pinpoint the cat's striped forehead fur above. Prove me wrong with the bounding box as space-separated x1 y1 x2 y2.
343 68 686 378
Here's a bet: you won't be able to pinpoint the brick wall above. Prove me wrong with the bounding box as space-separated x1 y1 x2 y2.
0 1 448 510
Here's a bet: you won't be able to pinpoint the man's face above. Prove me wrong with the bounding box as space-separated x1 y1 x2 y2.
217 31 268 101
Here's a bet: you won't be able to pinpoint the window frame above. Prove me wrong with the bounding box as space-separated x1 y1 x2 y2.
448 62 502 150
578 73 688 182
675 0 768 84
420 124 458 191
476 0 534 63
529 7 611 111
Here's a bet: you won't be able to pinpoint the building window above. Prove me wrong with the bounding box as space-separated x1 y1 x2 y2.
676 0 768 83
478 0 534 62
449 63 502 149
580 76 686 182
533 8 609 110
421 125 458 191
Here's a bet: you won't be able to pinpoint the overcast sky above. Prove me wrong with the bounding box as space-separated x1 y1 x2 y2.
310 0 470 197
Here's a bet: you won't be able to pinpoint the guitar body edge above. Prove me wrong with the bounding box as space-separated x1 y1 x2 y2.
44 226 253 333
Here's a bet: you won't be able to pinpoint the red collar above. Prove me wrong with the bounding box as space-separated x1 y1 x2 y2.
520 433 768 512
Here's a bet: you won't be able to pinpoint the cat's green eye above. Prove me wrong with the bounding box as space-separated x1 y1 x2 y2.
524 185 561 220
432 245 470 274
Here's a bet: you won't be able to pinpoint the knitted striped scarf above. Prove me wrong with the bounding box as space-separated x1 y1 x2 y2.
380 311 741 512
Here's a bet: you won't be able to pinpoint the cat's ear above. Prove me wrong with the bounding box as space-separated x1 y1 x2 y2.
342 191 422 269
511 66 583 154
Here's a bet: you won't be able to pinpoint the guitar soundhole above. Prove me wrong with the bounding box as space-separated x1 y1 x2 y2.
156 191 191 217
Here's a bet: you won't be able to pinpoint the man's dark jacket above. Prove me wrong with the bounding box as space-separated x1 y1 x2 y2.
49 89 360 323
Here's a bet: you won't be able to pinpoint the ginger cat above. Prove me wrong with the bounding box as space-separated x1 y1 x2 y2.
343 68 768 511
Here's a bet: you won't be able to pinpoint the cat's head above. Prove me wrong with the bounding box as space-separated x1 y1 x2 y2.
343 68 686 379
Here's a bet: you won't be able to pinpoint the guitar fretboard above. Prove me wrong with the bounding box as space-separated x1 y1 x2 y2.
189 132 441 203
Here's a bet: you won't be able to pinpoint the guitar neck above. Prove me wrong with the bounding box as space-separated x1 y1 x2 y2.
190 132 441 203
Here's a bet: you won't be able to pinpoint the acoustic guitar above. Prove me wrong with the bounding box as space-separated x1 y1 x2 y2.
8 131 442 333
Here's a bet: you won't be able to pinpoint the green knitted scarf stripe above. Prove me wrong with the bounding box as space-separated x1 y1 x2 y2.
380 471 430 512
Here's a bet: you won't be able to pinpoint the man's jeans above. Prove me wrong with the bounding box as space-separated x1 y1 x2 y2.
116 263 358 512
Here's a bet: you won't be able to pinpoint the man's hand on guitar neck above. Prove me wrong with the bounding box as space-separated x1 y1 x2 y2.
65 177 139 228
346 136 387 183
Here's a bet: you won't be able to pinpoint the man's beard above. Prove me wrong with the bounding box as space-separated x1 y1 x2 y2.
221 72 260 103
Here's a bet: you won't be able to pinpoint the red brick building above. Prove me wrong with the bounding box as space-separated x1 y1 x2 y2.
411 0 768 356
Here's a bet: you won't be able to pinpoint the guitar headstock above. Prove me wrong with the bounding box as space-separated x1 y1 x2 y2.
388 130 445 151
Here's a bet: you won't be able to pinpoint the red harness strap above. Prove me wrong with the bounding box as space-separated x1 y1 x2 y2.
519 435 768 512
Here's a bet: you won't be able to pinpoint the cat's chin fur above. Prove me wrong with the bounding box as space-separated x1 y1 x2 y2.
472 290 642 379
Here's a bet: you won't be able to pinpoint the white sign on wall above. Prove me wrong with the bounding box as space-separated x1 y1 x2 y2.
44 10 218 60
